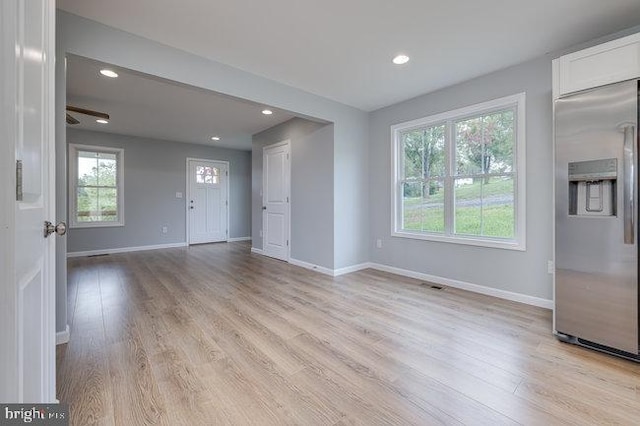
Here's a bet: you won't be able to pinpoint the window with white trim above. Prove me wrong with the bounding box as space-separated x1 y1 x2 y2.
392 93 526 250
69 144 124 228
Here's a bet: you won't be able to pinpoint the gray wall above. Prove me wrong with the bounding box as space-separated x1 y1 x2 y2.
66 129 251 253
334 117 370 269
369 56 553 300
252 118 334 269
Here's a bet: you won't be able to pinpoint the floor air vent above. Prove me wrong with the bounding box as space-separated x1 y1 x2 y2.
420 283 443 290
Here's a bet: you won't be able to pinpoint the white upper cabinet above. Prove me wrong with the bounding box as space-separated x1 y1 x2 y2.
555 32 640 98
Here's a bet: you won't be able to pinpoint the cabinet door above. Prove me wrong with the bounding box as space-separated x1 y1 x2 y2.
558 33 640 96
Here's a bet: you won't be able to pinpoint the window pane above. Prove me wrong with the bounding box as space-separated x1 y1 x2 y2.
482 176 514 238
454 178 482 235
98 158 117 186
455 117 484 175
98 188 118 222
77 187 98 222
454 176 515 238
456 110 515 175
401 125 446 180
78 153 98 186
402 181 444 233
421 181 445 233
196 165 219 184
402 182 422 231
485 110 514 173
76 187 118 223
196 166 205 183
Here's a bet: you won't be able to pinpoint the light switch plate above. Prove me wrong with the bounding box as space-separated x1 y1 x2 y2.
176 192 183 198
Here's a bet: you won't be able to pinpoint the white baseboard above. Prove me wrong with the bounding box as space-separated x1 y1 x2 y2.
333 262 371 276
368 263 553 309
56 324 70 345
252 249 341 277
229 236 251 242
237 249 552 309
288 258 334 276
67 242 188 258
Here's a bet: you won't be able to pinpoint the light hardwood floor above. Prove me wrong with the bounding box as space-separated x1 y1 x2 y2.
57 242 640 425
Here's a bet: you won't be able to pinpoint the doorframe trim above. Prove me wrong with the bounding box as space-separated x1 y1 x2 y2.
44 0 57 402
185 158 230 245
262 140 291 261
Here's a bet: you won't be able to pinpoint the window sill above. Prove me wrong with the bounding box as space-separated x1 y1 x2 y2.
391 230 526 251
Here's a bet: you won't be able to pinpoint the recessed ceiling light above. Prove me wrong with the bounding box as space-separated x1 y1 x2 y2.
96 119 109 124
262 109 273 115
99 69 119 78
211 136 221 141
392 54 410 65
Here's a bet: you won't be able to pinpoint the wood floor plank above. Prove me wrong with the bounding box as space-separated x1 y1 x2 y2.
57 242 640 425
107 333 167 425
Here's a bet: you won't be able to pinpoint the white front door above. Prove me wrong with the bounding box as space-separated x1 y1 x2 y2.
262 141 290 261
187 159 229 244
0 0 57 403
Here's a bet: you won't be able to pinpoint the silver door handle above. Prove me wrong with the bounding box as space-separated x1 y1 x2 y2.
623 124 635 244
44 221 67 238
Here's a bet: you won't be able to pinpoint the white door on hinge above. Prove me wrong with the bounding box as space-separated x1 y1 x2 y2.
263 141 290 261
1 0 57 403
188 159 228 244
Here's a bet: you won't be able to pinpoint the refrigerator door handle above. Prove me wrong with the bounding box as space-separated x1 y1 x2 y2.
623 124 636 245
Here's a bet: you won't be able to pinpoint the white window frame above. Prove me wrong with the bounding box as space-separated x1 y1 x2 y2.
69 144 125 228
391 93 526 251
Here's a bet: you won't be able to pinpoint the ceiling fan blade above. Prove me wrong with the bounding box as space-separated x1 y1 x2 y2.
66 105 110 120
66 113 80 125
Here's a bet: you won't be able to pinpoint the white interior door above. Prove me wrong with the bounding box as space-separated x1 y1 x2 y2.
262 141 290 261
188 159 229 244
0 0 57 403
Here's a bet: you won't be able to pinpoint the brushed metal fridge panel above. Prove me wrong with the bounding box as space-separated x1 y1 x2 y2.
555 80 638 354
556 269 638 353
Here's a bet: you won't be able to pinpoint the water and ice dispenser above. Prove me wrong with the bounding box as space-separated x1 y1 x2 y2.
568 158 617 216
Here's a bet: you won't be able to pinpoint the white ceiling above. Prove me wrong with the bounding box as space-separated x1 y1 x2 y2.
58 0 640 111
66 55 297 150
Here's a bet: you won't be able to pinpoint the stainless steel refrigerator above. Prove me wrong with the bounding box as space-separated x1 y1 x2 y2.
555 79 639 360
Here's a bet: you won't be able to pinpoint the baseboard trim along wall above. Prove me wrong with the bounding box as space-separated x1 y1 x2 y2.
220 248 553 310
56 325 70 345
333 263 371 276
250 247 264 256
229 236 251 242
367 263 553 310
67 242 188 258
288 258 335 276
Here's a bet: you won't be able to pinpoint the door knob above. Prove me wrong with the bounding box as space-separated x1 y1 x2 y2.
44 221 67 238
262 206 267 210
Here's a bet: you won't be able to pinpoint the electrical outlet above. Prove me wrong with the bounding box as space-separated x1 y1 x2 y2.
162 226 168 234
376 239 382 248
547 260 554 274
176 192 183 198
